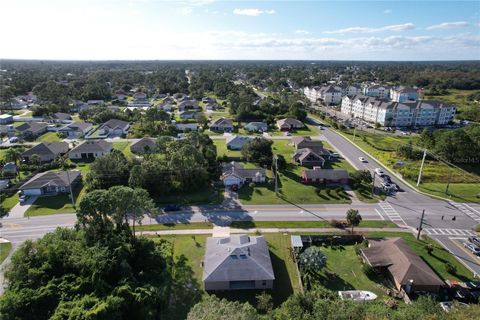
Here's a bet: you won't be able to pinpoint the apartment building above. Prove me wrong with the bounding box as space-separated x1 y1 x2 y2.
341 94 455 127
390 86 419 103
304 84 361 104
363 85 392 99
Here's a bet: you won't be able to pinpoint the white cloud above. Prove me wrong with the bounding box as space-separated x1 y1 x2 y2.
180 7 193 16
426 21 469 30
295 30 310 35
324 23 415 34
233 8 276 16
383 9 392 14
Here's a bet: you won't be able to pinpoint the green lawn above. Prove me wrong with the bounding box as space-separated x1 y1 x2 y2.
112 141 132 158
153 186 224 205
366 231 474 281
135 220 398 232
314 245 388 298
0 242 12 264
25 185 86 216
1 193 19 211
213 140 242 158
36 132 62 142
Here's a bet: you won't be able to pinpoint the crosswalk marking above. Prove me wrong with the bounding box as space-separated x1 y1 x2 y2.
423 228 476 236
378 201 406 225
449 202 480 222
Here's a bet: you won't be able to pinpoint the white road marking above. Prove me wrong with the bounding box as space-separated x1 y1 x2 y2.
423 228 476 236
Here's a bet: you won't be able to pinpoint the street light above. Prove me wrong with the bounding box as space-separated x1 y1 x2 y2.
274 155 279 197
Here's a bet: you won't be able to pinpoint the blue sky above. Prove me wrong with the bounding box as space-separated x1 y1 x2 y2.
0 0 479 60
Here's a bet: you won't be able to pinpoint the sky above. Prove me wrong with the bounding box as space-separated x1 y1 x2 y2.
0 0 479 60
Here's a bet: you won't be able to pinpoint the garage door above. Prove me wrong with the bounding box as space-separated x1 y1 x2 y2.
23 189 42 196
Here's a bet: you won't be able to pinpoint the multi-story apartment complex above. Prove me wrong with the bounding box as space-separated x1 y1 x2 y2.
304 84 361 104
341 94 456 127
362 85 392 99
390 86 419 103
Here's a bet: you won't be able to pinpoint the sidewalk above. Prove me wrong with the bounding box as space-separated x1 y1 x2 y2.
137 226 409 236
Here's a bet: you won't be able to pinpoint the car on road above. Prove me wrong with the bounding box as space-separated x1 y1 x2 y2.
163 204 181 212
374 168 385 176
468 236 480 247
463 242 480 256
359 157 367 162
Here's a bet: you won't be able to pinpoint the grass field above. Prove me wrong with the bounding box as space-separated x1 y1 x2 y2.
1 193 19 211
135 220 398 232
213 139 242 158
0 242 12 264
36 132 61 142
25 185 86 216
112 141 132 158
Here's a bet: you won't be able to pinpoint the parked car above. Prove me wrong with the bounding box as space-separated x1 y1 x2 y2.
8 137 19 143
468 236 480 247
463 242 480 256
359 157 367 163
19 194 28 204
374 168 385 176
163 204 181 212
382 175 392 183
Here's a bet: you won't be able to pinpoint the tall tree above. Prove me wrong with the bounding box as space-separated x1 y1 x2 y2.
241 137 273 167
346 209 362 233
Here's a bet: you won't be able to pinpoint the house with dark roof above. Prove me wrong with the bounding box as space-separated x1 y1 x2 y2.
49 112 72 123
15 122 49 138
276 118 304 131
130 137 156 154
244 122 268 133
221 162 266 187
301 167 349 184
361 238 445 294
0 114 13 124
292 149 325 167
58 122 93 138
98 119 130 137
226 135 252 150
209 117 234 132
177 100 199 112
22 142 69 163
68 140 113 160
179 110 200 120
20 171 82 196
203 235 275 291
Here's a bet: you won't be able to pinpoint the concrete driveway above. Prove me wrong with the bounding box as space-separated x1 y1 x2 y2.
8 196 38 219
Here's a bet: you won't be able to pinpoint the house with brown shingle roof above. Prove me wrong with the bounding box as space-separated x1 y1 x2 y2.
130 137 156 154
22 142 69 163
301 167 349 184
276 118 304 131
361 238 445 294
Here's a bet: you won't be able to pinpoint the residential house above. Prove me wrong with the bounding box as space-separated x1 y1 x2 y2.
130 137 156 154
292 149 325 167
203 235 275 291
244 122 268 133
177 100 199 112
128 99 152 108
221 162 266 187
0 114 13 124
202 97 216 104
87 100 104 106
58 122 93 138
114 90 127 101
98 119 130 137
209 117 234 132
69 140 113 160
72 100 89 112
390 86 419 103
20 170 82 196
133 92 147 100
22 142 69 163
301 167 349 184
1 98 27 110
163 96 175 104
16 122 49 138
175 123 198 131
205 102 217 111
2 162 17 175
361 238 445 294
276 118 304 131
50 112 72 123
179 110 200 120
158 103 173 112
226 135 251 150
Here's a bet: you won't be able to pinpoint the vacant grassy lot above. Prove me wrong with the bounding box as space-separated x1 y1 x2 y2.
152 233 299 307
153 186 224 205
25 185 86 216
0 242 12 264
112 141 132 158
213 139 242 158
36 132 61 142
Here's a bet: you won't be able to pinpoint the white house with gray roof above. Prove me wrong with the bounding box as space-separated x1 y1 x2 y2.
20 171 82 196
226 135 252 150
203 235 275 291
221 162 266 187
68 140 113 160
98 119 130 137
58 122 93 138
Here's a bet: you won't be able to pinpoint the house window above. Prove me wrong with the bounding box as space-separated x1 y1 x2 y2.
262 280 267 286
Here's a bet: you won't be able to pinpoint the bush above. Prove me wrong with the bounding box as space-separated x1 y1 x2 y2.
425 244 434 255
329 219 345 229
445 262 457 275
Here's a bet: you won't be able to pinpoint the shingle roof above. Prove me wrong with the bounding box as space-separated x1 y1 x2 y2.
69 140 112 153
210 117 233 127
130 137 156 152
100 119 129 130
22 142 69 157
203 235 275 282
276 118 304 128
53 112 72 121
60 122 92 132
362 238 444 287
16 122 48 133
225 135 252 147
222 161 265 179
303 168 349 180
20 171 81 190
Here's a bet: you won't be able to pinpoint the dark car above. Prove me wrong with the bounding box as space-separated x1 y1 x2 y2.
383 175 392 184
468 236 480 247
163 204 181 212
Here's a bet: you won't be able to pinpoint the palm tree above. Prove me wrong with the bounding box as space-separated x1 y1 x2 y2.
299 247 327 289
5 147 23 166
346 209 362 233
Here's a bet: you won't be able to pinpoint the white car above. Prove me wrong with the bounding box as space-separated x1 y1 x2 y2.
359 157 367 163
463 242 480 256
374 168 385 176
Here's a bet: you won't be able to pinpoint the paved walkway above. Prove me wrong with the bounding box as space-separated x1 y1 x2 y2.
8 196 38 219
137 227 409 236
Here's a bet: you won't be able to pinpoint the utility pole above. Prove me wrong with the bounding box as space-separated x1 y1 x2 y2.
416 149 427 187
445 169 452 195
274 155 279 197
66 170 75 208
353 125 357 141
417 209 425 240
